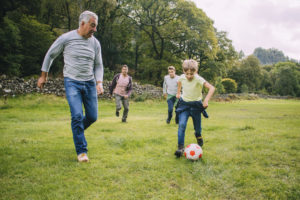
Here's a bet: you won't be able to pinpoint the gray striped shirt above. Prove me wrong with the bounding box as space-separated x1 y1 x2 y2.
41 30 103 82
163 75 179 95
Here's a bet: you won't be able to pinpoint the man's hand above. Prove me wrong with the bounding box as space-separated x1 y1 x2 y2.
163 94 167 99
176 93 181 99
37 71 48 89
96 84 104 95
124 95 128 99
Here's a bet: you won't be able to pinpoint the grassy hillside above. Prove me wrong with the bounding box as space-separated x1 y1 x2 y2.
0 95 299 199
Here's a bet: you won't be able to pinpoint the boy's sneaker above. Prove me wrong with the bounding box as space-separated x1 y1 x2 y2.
166 119 171 124
174 149 184 158
197 136 203 147
77 153 89 162
174 145 184 158
122 118 126 123
116 111 119 117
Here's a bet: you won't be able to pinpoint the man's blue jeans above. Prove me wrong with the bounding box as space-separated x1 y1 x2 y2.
177 108 202 147
167 96 176 121
64 77 98 155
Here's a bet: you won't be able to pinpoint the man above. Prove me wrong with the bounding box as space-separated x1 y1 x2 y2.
163 66 179 124
109 65 132 123
37 11 104 162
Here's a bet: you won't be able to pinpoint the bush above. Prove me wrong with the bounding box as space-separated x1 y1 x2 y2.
103 67 115 81
241 84 249 93
221 78 237 93
215 77 225 94
132 93 151 102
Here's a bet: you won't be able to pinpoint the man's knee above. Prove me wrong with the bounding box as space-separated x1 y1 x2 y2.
87 114 98 123
72 112 84 122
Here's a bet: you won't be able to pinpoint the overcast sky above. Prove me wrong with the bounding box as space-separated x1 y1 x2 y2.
191 0 300 60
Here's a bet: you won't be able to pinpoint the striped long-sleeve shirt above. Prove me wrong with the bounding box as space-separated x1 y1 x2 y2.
163 75 179 96
41 30 103 82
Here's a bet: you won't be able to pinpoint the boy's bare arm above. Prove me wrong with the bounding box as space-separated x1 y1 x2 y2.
203 82 215 108
176 81 182 99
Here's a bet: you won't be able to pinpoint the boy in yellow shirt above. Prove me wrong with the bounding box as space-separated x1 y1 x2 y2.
175 59 215 157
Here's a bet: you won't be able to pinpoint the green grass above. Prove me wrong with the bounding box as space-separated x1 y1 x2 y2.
0 94 299 199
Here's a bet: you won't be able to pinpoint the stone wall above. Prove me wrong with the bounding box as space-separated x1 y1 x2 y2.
1 75 294 100
0 75 163 99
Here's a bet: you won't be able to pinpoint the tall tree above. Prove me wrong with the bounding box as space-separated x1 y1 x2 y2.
121 0 181 60
172 0 218 65
228 55 262 92
271 62 300 96
18 15 57 76
0 16 23 76
201 30 237 82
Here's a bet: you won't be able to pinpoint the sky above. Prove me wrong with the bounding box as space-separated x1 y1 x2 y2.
191 0 300 60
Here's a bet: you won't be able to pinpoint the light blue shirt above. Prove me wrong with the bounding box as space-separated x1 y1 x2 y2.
41 30 103 82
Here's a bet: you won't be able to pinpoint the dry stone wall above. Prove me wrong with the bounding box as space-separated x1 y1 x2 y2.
1 75 292 100
0 75 163 99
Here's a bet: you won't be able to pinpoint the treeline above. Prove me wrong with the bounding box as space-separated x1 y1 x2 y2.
0 0 299 96
221 56 300 97
253 47 299 65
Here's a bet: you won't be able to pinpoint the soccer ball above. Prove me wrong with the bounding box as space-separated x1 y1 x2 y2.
184 144 203 160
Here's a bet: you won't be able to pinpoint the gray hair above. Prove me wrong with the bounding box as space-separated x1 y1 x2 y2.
79 11 98 27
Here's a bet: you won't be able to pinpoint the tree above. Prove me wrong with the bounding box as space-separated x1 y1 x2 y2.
259 68 272 93
0 16 23 76
228 55 262 92
121 0 181 60
94 0 136 72
214 76 225 94
18 15 57 76
200 30 237 82
271 62 300 96
238 50 245 59
119 0 221 84
174 0 218 65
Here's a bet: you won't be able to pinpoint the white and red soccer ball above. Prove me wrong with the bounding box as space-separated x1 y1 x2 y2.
184 144 203 160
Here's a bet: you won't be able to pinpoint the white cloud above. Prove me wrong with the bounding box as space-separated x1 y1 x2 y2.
191 0 300 60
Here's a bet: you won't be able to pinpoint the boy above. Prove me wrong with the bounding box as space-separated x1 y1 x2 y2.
109 65 132 122
163 66 179 124
175 59 215 157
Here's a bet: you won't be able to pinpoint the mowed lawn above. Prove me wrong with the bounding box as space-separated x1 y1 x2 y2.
0 94 299 200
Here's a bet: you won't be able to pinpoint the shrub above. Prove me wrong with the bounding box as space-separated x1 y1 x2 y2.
241 84 249 93
215 77 225 94
132 93 151 102
221 78 237 93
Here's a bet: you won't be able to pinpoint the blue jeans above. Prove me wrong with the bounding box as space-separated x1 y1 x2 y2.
64 77 98 155
177 106 202 147
167 96 176 120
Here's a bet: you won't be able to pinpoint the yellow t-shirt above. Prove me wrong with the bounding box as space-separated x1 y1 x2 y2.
178 74 206 102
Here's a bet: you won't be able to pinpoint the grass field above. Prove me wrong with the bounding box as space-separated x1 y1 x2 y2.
0 94 299 200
